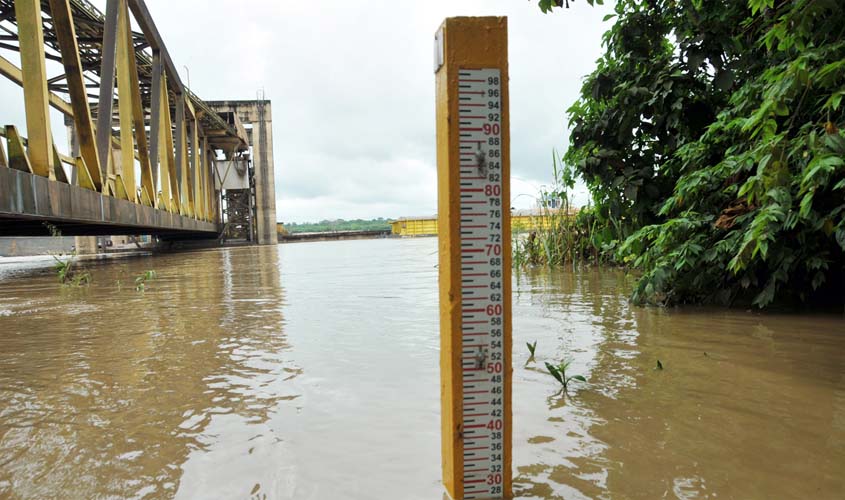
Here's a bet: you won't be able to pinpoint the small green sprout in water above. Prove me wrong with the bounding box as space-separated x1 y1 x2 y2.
52 254 90 287
544 359 586 392
135 270 157 291
526 341 537 361
45 223 90 287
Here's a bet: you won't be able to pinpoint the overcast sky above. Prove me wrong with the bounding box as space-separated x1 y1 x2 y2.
0 1 614 223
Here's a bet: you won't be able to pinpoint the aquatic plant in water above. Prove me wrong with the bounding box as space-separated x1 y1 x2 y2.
135 270 157 291
45 222 90 286
526 340 537 361
53 255 90 286
544 359 586 392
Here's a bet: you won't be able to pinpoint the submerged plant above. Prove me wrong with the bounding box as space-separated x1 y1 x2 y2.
135 270 157 291
46 223 90 287
545 359 587 392
526 341 537 361
52 254 90 287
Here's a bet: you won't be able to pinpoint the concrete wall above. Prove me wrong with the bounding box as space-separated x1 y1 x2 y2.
0 237 74 257
205 100 277 245
0 167 218 237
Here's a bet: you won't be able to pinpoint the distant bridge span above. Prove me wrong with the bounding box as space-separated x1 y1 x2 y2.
0 0 276 242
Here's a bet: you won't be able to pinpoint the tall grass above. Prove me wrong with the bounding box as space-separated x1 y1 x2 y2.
43 222 91 286
512 155 607 268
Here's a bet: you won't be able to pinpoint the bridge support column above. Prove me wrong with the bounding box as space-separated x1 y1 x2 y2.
253 99 276 245
205 99 277 245
74 236 98 255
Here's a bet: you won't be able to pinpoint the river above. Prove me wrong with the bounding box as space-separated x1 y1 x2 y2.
0 238 843 499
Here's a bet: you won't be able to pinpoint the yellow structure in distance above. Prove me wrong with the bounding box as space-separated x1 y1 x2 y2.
390 209 573 237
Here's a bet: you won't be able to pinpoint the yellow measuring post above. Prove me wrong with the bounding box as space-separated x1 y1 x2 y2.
435 17 512 500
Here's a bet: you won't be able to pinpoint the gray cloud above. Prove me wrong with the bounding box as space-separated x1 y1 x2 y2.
3 0 613 222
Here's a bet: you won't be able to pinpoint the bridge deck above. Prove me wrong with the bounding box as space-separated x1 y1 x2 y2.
0 167 218 238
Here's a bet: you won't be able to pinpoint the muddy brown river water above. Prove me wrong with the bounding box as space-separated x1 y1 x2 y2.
0 238 843 499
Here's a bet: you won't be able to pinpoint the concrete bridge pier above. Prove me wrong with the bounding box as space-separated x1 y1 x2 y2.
74 236 98 255
207 100 277 245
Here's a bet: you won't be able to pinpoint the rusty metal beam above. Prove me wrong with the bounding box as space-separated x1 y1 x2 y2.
4 125 32 173
174 91 185 208
189 119 198 217
48 0 103 190
147 50 161 190
126 0 183 94
158 72 178 213
14 0 54 177
115 0 135 201
94 0 118 193
119 0 153 206
0 53 74 115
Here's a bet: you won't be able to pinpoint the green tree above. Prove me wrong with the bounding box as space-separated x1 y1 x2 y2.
539 0 845 307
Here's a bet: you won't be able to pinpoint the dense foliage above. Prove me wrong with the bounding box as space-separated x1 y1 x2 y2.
540 0 845 308
282 218 391 234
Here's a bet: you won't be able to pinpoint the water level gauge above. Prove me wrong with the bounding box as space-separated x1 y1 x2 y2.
434 17 512 500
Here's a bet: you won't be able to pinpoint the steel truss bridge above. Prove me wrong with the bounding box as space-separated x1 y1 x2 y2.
0 0 250 237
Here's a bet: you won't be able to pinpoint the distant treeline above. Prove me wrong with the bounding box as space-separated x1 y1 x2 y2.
282 218 391 234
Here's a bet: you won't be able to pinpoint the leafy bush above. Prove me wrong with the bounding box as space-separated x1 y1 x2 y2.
540 0 845 307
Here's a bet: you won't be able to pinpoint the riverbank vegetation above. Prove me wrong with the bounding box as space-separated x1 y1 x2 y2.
512 159 609 268
535 0 845 308
282 218 390 234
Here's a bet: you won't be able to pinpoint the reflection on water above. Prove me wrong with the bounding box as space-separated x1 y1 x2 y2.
0 247 291 499
0 239 843 499
512 268 845 500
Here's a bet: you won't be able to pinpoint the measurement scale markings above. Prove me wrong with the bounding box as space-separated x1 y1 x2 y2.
456 68 505 499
